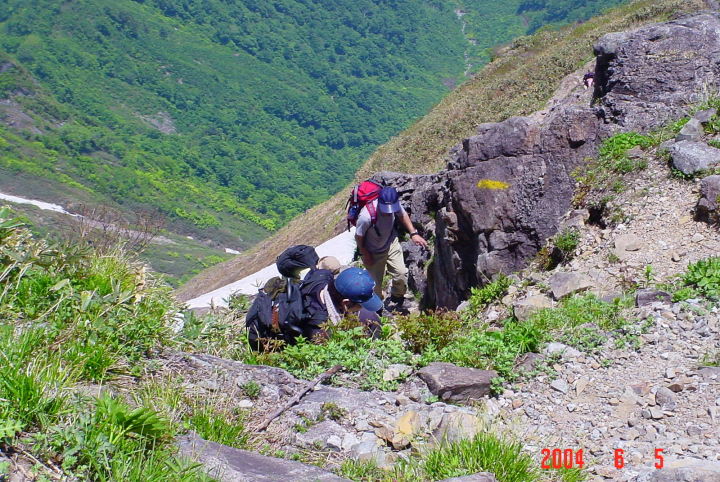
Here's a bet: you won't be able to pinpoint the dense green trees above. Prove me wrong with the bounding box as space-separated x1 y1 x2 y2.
0 0 628 249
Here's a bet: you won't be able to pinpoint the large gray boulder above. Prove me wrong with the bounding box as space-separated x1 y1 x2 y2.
417 363 497 402
177 433 349 481
670 141 720 175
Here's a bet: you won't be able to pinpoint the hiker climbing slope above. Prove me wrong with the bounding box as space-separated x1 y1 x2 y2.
355 186 427 307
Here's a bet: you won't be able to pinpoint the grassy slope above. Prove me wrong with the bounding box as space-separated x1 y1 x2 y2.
176 0 709 301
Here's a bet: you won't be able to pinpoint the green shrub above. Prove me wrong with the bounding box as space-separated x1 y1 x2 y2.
270 326 415 390
682 257 720 299
469 275 512 312
0 209 211 480
598 132 655 173
395 310 465 352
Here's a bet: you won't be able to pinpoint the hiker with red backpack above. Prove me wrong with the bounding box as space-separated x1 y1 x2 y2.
348 182 427 309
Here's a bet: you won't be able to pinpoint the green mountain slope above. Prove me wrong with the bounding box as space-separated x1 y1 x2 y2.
0 0 468 229
0 0 632 285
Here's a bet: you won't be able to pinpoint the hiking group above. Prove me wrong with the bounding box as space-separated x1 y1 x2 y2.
246 180 427 350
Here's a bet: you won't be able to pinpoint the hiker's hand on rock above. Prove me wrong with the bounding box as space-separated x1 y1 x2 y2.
411 233 428 248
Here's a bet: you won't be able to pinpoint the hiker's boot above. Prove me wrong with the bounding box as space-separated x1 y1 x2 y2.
385 295 409 315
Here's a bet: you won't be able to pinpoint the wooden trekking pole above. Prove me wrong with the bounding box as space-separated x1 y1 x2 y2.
255 364 342 432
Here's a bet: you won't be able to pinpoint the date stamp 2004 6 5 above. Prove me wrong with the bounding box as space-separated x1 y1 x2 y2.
541 448 666 470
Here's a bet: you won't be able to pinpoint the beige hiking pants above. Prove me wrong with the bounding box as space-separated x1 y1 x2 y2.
364 238 408 299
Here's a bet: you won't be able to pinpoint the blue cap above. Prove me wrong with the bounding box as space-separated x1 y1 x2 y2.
334 267 383 312
378 187 401 214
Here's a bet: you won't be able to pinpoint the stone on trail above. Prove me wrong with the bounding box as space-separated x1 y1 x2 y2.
433 412 483 444
543 342 582 359
548 272 594 300
676 118 704 142
513 295 553 321
550 379 569 394
177 433 349 481
614 233 644 252
294 420 350 451
694 108 718 124
382 364 413 382
636 289 672 307
669 141 720 175
418 363 496 402
635 458 720 481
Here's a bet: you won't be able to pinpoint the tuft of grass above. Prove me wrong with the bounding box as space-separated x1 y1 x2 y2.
241 380 261 399
419 433 538 482
340 432 546 482
186 402 248 449
0 208 211 480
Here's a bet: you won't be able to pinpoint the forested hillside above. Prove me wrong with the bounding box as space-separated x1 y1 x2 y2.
0 0 629 284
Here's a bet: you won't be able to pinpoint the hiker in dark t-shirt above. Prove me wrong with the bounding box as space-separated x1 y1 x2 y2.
355 187 427 306
583 71 595 90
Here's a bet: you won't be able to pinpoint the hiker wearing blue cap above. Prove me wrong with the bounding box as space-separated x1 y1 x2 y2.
318 267 382 337
355 186 428 307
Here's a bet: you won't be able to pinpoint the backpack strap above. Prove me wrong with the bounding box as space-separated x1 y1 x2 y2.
366 201 381 236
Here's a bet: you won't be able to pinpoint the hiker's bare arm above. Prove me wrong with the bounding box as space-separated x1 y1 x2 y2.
355 234 374 265
400 212 428 248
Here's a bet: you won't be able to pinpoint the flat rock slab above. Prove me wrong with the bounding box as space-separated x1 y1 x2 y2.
636 458 720 481
669 141 720 175
418 362 497 402
548 272 594 300
177 433 349 481
636 289 672 307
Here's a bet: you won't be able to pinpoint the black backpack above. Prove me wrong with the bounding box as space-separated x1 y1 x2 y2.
276 245 319 278
245 268 334 350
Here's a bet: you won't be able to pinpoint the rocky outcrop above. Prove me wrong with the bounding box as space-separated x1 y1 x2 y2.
169 353 493 470
376 13 720 309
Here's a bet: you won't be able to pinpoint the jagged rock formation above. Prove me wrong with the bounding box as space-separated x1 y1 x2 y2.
378 12 720 309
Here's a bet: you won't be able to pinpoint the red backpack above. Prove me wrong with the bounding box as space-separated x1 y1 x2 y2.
345 180 383 231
